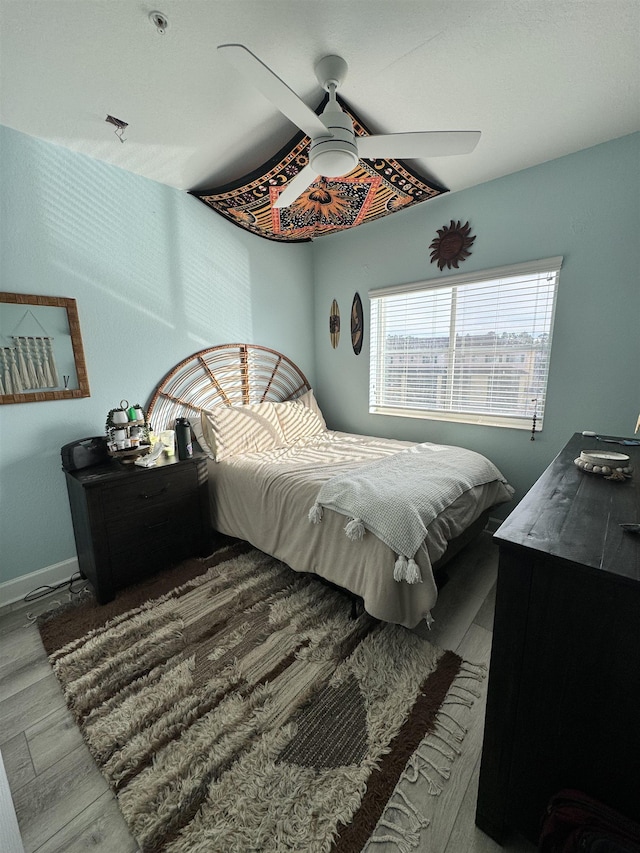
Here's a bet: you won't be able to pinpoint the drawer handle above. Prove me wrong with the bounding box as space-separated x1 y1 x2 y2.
139 485 169 499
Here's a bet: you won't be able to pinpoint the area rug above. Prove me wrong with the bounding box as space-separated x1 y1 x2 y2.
38 545 484 853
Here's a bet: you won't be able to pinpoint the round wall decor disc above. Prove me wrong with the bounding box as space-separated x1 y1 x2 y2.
351 292 363 355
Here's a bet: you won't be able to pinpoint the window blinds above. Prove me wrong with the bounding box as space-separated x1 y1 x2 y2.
369 257 562 429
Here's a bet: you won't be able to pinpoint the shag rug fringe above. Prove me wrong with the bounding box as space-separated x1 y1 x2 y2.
38 546 483 853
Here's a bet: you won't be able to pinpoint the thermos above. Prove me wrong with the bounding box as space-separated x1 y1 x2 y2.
175 418 193 460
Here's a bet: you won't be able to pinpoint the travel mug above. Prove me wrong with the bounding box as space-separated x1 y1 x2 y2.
175 418 193 460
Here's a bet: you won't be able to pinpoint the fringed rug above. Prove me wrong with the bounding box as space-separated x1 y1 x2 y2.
38 544 484 853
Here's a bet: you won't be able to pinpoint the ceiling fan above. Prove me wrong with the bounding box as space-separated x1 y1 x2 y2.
217 44 481 209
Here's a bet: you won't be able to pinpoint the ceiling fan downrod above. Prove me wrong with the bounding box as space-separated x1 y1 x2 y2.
309 74 358 178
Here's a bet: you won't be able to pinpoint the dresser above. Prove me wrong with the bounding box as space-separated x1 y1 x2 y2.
476 433 640 845
64 453 211 604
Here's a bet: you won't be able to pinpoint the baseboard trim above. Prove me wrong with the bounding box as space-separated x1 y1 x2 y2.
0 558 79 608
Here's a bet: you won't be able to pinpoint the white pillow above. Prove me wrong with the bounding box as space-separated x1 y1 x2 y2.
296 389 327 430
201 402 285 461
189 416 215 459
275 399 327 444
244 401 287 443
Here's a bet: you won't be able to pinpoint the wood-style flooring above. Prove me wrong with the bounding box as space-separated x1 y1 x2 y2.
0 534 536 853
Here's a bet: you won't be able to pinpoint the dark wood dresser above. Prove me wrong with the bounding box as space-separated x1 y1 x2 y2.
64 453 211 604
476 433 640 845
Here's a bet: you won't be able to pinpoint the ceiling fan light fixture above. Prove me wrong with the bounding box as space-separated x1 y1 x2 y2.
310 103 358 177
309 141 358 177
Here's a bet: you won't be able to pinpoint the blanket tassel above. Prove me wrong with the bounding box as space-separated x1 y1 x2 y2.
308 502 323 524
394 555 423 584
394 555 408 581
345 517 365 540
406 558 422 584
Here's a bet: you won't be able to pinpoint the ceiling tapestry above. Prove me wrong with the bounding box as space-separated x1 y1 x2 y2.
191 97 448 243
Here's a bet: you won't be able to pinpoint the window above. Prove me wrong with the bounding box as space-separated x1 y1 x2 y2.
369 257 561 430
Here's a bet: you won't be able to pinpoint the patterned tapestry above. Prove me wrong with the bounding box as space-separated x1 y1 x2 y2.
191 96 448 243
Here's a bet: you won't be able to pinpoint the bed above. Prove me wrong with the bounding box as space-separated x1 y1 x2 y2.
147 343 514 628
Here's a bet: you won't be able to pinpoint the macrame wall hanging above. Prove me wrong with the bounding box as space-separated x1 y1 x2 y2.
0 309 61 396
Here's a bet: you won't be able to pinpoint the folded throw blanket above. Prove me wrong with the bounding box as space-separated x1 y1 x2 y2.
309 442 509 583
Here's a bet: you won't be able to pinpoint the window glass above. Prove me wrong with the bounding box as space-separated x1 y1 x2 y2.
369 258 561 429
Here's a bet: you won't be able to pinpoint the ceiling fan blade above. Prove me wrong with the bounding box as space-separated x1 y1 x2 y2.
358 130 481 160
217 44 329 140
273 165 320 209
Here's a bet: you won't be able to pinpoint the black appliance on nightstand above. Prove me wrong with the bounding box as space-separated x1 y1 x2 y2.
61 436 109 472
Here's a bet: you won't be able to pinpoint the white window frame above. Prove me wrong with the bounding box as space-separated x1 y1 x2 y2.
369 257 562 430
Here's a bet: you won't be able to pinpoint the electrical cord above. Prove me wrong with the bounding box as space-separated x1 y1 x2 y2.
24 572 88 603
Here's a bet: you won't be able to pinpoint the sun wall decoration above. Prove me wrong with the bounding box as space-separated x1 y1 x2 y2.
192 96 448 243
429 220 476 270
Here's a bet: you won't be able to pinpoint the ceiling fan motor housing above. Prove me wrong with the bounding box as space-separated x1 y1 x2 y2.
309 105 358 177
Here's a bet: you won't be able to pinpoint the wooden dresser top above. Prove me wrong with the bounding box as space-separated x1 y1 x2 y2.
494 432 640 583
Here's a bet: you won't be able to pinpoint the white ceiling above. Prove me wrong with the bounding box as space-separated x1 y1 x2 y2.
1 1 639 196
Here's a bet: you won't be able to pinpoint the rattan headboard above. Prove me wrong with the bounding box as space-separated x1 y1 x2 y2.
146 343 311 432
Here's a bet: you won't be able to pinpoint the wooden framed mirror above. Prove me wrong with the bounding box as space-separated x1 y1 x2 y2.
0 292 90 404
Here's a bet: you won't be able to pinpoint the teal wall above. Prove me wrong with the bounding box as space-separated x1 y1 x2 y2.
0 125 314 585
311 133 640 510
2 127 638 587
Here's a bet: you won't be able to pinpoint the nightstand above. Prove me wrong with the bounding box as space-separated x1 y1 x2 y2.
63 453 211 603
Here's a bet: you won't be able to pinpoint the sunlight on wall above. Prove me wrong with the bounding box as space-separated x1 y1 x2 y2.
172 196 252 348
37 144 174 322
0 125 313 586
33 135 255 349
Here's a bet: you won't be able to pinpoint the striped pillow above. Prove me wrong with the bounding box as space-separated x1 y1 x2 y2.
201 402 285 461
275 400 327 444
296 389 327 430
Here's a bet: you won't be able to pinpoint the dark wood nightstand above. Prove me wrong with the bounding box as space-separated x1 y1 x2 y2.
64 452 211 604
